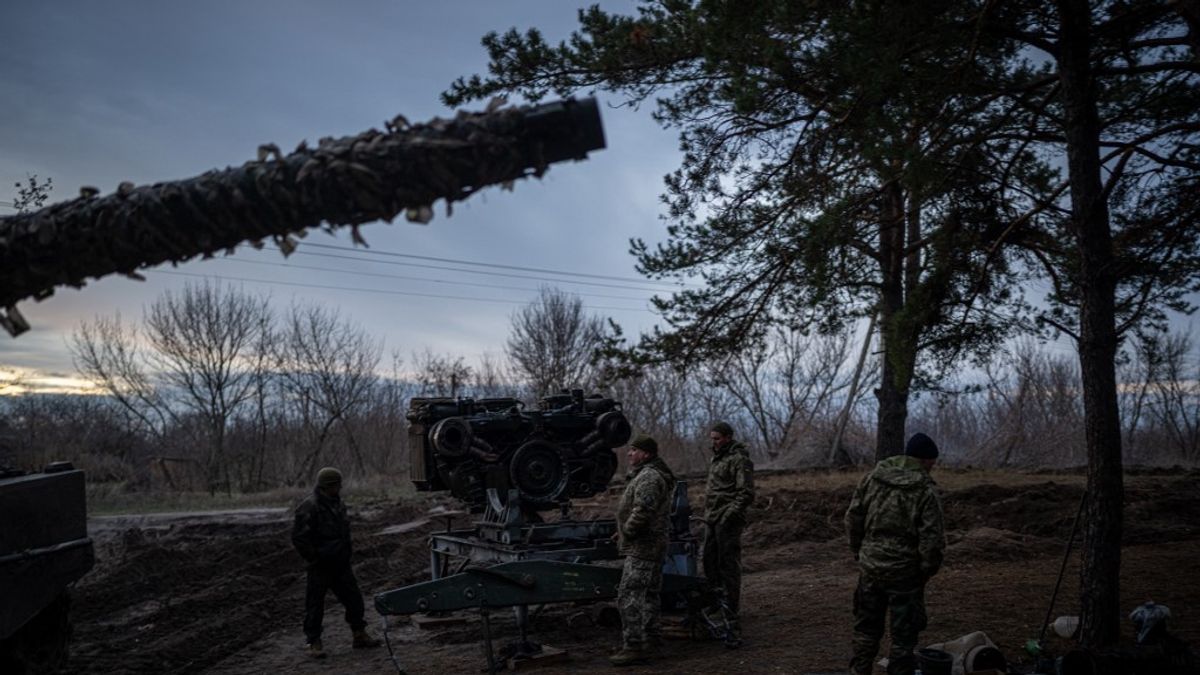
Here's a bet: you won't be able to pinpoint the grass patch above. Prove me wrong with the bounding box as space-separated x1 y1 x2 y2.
86 473 417 516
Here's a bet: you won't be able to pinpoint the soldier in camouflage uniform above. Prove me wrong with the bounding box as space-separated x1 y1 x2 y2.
610 435 675 666
291 467 381 659
703 421 754 644
843 433 945 675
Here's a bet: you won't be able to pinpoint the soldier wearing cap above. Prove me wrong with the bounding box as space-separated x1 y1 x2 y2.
844 432 946 675
291 466 381 658
610 435 675 666
703 421 754 645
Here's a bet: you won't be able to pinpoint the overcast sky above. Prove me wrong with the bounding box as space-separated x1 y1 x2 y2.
0 0 685 392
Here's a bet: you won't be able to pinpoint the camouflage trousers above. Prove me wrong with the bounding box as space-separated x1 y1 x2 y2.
849 575 928 675
303 562 367 643
618 556 663 649
703 519 744 623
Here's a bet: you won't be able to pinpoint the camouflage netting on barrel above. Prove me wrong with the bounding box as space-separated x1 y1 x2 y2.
0 98 604 335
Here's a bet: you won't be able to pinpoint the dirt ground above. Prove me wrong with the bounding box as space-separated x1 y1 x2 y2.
67 468 1200 674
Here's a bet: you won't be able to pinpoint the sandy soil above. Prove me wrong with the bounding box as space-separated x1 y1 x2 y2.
66 469 1200 674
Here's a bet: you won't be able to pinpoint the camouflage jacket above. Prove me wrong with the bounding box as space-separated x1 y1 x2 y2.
704 441 754 526
844 455 945 583
616 456 675 561
292 489 353 569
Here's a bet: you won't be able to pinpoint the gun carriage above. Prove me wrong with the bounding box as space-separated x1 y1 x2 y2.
374 391 728 673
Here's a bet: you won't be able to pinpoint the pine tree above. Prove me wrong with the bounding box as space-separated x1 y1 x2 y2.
446 1 1055 459
996 0 1200 648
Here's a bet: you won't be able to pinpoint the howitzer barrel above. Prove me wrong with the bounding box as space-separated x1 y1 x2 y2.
0 98 605 335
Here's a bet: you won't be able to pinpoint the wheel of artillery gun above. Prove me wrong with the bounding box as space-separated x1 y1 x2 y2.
510 440 570 503
430 417 473 458
595 411 632 446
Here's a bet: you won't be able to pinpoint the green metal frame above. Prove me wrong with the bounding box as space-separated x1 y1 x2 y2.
374 559 703 615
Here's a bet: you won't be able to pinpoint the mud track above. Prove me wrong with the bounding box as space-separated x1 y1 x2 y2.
68 471 1200 674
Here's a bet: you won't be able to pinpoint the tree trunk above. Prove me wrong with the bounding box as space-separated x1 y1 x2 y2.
1056 0 1124 648
831 311 877 465
874 182 911 461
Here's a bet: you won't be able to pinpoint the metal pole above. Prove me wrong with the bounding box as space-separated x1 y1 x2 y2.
1039 489 1089 645
481 607 498 675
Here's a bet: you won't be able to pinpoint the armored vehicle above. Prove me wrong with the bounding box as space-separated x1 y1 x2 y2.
0 462 93 673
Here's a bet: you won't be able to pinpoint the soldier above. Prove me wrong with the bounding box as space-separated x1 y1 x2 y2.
844 432 946 675
291 467 381 659
610 435 675 666
702 421 754 645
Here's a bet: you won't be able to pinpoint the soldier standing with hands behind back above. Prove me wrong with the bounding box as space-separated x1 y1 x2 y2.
610 435 675 667
703 421 754 646
843 432 945 675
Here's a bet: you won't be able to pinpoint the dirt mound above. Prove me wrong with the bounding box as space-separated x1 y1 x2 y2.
1124 487 1200 544
67 496 452 674
947 527 1057 562
942 481 1084 537
743 485 857 549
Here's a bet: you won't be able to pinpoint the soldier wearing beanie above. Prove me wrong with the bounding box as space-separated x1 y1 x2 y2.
843 433 945 675
609 434 675 666
703 421 754 646
291 467 381 658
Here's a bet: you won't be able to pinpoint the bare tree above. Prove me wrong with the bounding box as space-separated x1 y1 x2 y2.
143 281 270 493
1142 331 1200 463
709 327 855 461
412 348 472 398
10 174 52 214
357 351 416 473
275 303 381 479
473 351 516 398
610 364 698 470
71 313 176 439
905 339 1089 468
506 287 607 396
240 311 279 489
1119 334 1160 462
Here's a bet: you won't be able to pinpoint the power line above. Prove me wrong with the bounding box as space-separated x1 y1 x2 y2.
250 245 679 294
295 241 695 288
152 270 657 314
214 257 658 302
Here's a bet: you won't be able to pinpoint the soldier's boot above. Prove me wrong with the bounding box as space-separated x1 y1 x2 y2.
352 628 382 649
608 646 650 666
307 639 327 659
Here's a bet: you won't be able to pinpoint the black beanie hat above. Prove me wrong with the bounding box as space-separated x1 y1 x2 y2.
905 432 939 459
710 421 734 438
631 435 659 454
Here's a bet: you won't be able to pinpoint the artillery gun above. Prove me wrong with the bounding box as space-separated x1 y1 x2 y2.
407 389 633 512
372 390 730 673
0 97 605 336
0 98 606 673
